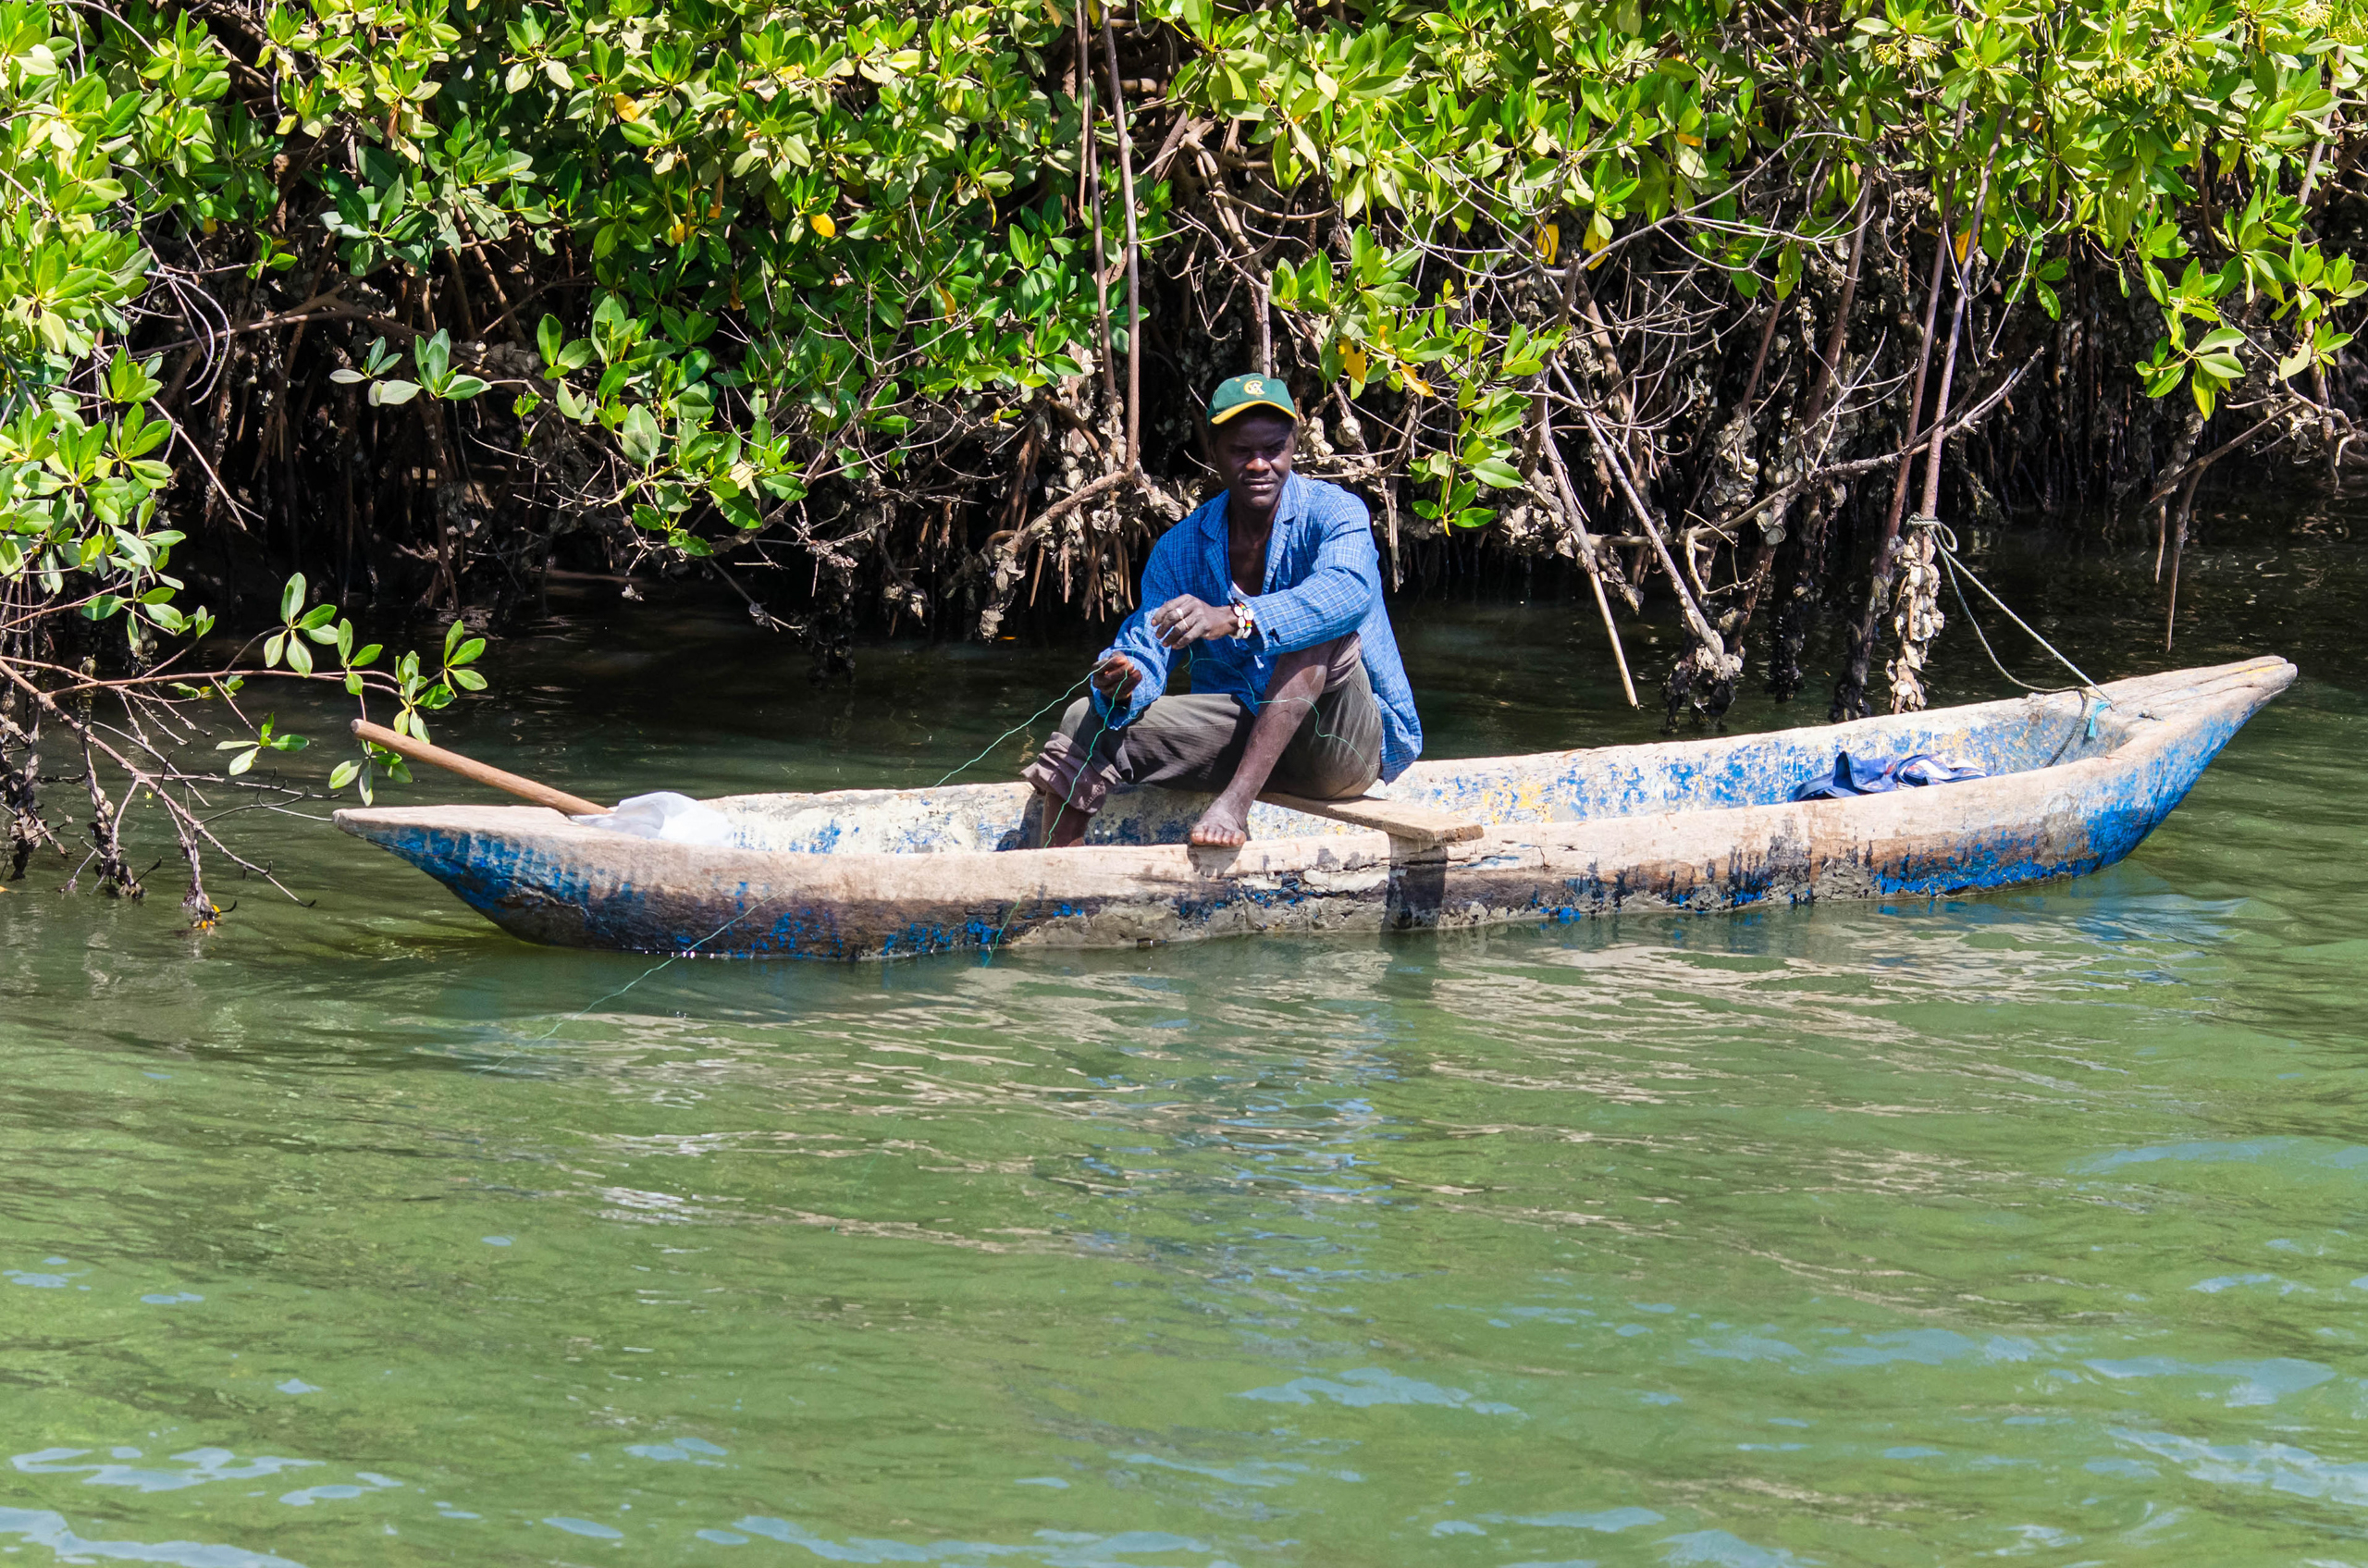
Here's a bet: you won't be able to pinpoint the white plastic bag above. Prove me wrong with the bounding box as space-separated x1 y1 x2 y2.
572 791 736 847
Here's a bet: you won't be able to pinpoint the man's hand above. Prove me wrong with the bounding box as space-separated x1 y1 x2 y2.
1149 595 1240 648
1090 653 1142 703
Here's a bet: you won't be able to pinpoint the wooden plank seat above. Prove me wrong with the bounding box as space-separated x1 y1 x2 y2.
1257 791 1486 850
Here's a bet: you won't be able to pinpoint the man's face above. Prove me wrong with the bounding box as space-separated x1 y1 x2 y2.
1211 412 1296 514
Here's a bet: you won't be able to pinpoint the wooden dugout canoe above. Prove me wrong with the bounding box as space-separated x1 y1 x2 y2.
334 656 2294 959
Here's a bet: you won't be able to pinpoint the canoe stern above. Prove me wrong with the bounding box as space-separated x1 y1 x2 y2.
337 806 616 946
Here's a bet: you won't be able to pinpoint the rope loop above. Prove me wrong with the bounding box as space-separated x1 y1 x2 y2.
1919 525 2114 733
1906 513 1960 554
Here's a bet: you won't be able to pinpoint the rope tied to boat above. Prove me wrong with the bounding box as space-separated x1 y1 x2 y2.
1906 515 2114 740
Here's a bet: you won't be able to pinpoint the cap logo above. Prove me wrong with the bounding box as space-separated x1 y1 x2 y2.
1243 378 1264 394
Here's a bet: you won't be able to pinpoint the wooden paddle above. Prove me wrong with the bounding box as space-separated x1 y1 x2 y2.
350 719 607 817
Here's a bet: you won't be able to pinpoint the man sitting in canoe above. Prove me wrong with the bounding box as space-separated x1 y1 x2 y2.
1022 374 1423 847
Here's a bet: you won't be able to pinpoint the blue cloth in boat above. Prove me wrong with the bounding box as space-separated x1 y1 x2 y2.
1093 473 1423 782
1793 751 1987 801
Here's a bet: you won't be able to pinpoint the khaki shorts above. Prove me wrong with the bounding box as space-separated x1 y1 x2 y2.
1022 647 1383 817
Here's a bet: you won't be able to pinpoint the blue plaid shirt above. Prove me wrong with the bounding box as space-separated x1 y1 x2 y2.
1094 473 1423 781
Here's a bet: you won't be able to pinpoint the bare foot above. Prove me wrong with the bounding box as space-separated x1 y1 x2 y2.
1189 796 1251 847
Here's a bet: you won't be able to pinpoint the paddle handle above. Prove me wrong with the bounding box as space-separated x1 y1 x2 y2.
350 719 607 818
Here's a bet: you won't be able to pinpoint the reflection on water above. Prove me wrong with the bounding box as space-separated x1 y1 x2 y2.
1 505 2364 1564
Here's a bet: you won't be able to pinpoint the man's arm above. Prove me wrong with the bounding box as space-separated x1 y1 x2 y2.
1090 528 1189 725
1240 490 1379 654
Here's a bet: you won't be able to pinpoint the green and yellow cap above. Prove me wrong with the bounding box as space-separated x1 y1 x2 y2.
1206 374 1299 426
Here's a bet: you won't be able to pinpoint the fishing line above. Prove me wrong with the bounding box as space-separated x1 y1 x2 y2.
979 680 1355 963
982 700 1113 964
845 694 1114 1225
1196 643 1381 767
482 897 785 1069
489 673 1114 1041
931 674 1092 788
1241 690 1369 756
478 662 1100 1084
858 679 1108 1205
968 632 1376 962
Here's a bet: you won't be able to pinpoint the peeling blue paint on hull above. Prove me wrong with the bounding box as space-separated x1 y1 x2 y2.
334 658 2295 959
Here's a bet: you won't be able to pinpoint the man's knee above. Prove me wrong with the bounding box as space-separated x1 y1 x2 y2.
1261 636 1342 694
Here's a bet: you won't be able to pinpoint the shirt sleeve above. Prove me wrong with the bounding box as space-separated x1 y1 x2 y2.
1241 489 1377 654
1091 525 1188 728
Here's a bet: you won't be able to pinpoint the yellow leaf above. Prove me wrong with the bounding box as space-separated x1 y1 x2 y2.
1954 228 1971 264
1339 341 1369 381
1676 132 1701 147
667 219 686 244
613 94 641 122
201 217 217 235
809 212 836 238
1536 222 1559 266
1401 369 1433 398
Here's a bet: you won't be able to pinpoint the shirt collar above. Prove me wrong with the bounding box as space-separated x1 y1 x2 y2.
1201 473 1308 599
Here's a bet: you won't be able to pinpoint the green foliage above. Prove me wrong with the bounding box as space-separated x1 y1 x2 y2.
254 0 1129 545
2 0 2364 747
0 1 500 831
1169 0 2366 437
11 0 2362 579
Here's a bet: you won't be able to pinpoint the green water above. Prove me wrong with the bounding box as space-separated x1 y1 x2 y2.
2 507 2364 1567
